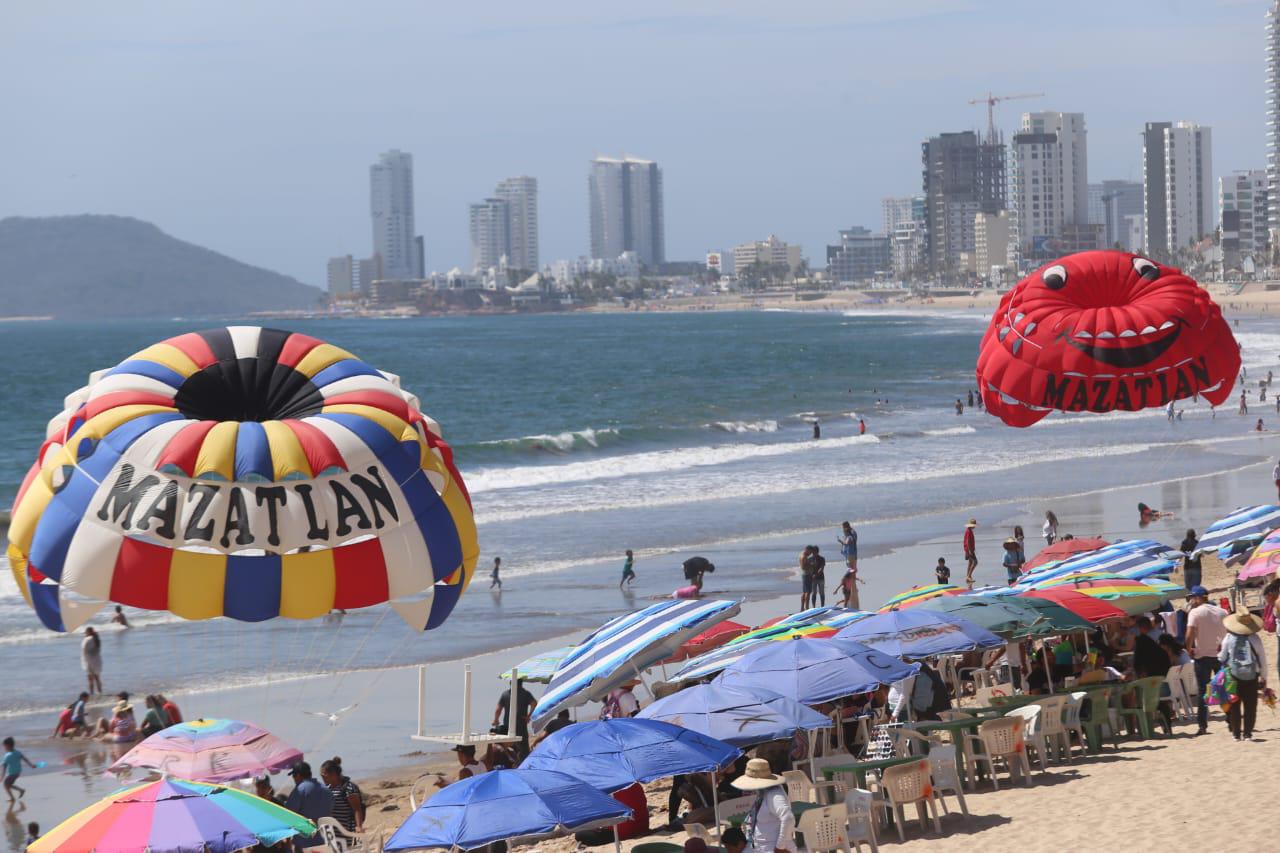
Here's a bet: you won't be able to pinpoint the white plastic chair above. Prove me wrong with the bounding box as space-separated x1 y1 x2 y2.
925 747 969 819
684 823 713 842
878 758 941 842
316 817 378 853
716 794 757 824
965 716 1032 790
1063 692 1088 758
782 769 816 803
797 804 854 853
843 788 880 853
1180 662 1200 712
408 774 435 810
1036 695 1072 763
1165 663 1195 721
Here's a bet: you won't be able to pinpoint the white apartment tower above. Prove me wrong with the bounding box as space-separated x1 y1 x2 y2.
1163 123 1214 254
495 176 539 272
1267 3 1280 245
469 198 510 273
1009 111 1089 258
370 150 421 279
589 156 665 267
1220 170 1269 266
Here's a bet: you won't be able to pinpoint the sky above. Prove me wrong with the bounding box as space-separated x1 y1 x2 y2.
0 0 1268 285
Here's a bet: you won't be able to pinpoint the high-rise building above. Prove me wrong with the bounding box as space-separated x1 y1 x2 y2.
890 221 927 278
826 227 891 283
588 156 665 267
370 150 421 279
1144 122 1213 258
1221 169 1270 268
356 257 378 293
974 212 1012 283
1090 180 1144 249
469 198 510 272
495 176 539 271
731 236 803 277
1141 122 1174 258
1267 3 1280 248
882 196 925 235
921 131 1005 274
1009 111 1089 261
326 255 355 298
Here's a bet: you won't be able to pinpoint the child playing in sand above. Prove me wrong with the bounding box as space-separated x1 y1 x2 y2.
3 737 37 803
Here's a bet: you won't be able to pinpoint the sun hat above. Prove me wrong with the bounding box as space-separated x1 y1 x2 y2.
1003 537 1018 547
1224 606 1264 636
966 519 978 528
113 701 132 714
1188 585 1209 599
730 757 784 791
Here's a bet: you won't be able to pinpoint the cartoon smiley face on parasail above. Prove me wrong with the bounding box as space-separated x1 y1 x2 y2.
976 251 1240 427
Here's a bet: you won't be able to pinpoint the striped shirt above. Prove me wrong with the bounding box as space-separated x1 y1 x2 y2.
326 778 361 832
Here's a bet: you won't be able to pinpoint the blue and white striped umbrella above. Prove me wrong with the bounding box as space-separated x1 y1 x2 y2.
668 609 871 683
1018 539 1178 584
531 598 740 732
1194 505 1280 556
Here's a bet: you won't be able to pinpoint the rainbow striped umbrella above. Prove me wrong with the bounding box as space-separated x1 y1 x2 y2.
1040 577 1166 616
879 584 963 612
29 778 315 853
107 718 302 783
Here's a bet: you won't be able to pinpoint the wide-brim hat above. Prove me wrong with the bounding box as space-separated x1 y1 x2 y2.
1225 607 1264 636
1003 538 1018 547
966 519 978 528
731 757 784 791
114 702 132 714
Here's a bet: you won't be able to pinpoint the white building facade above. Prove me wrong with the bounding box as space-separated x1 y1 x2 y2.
588 156 665 267
1009 111 1089 260
1162 123 1214 254
370 150 420 280
731 235 803 277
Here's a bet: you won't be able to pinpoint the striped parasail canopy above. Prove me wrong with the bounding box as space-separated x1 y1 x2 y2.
7 326 479 632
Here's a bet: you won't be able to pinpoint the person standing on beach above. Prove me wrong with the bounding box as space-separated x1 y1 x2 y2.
1185 586 1227 736
812 419 820 439
620 550 636 588
1042 511 1058 546
963 519 978 585
1001 538 1024 585
1180 530 1202 591
284 761 333 850
81 627 102 696
954 399 963 415
836 523 860 608
858 418 866 435
810 547 827 607
2 738 36 803
493 679 536 753
1218 607 1266 740
799 546 816 610
935 558 951 585
489 557 502 589
967 389 974 408
1240 391 1248 414
320 757 364 834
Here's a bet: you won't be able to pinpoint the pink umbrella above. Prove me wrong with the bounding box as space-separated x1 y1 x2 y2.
1238 528 1280 581
108 718 302 783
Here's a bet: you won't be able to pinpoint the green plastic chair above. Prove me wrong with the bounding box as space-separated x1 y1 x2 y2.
1116 676 1167 739
1078 686 1117 752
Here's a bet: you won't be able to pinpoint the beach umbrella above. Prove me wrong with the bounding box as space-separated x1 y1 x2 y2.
1045 577 1167 615
1194 505 1280 556
878 584 963 611
106 718 302 783
917 596 1048 636
637 682 832 747
384 769 631 852
668 611 870 683
1022 538 1110 572
834 608 1004 659
665 620 750 663
500 646 575 683
714 638 918 705
28 778 315 853
1011 597 1100 632
1020 586 1132 622
1020 539 1177 583
1140 577 1184 598
521 718 741 793
1235 527 1280 582
532 598 741 732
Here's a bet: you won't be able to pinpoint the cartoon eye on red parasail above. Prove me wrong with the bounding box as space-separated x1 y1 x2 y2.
976 251 1240 427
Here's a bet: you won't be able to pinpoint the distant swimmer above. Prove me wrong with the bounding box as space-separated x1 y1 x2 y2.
967 389 974 408
1257 419 1267 432
620 550 636 589
976 393 983 411
859 418 866 435
812 420 821 439
1241 392 1249 415
110 606 130 629
955 399 964 416
489 557 502 589
1137 503 1168 526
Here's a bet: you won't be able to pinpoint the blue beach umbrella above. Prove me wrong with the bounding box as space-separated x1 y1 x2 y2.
834 608 1004 659
520 718 741 793
670 610 872 683
714 638 918 705
532 598 741 732
384 769 631 851
637 682 833 747
1019 539 1178 583
1194 505 1280 555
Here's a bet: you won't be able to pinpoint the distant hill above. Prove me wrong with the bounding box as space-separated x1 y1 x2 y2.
0 215 323 318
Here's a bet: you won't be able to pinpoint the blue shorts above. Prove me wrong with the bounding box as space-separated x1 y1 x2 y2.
802 575 816 594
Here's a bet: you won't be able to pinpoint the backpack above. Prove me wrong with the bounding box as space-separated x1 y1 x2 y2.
1228 636 1259 681
924 667 952 714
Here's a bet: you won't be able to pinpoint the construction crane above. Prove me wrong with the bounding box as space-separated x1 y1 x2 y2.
969 92 1045 143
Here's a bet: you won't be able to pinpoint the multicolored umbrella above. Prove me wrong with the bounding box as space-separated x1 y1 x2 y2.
1020 586 1131 622
29 778 315 853
106 718 302 783
665 620 750 663
501 646 576 683
1020 539 1177 583
878 584 963 612
668 610 870 683
1194 505 1280 556
1237 528 1280 582
1053 577 1167 615
1022 537 1110 573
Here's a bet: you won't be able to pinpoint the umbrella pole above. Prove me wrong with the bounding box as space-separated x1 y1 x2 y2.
462 665 473 744
710 770 722 843
508 668 519 739
416 665 427 738
1043 643 1054 695
614 823 622 853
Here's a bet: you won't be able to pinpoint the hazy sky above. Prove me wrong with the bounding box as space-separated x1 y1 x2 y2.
1 0 1266 285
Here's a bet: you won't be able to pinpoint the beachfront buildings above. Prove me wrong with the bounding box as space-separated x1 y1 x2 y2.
921 131 1006 276
731 235 803 277
588 156 665 267
826 227 891 284
1267 2 1280 249
327 255 355 297
1088 180 1144 250
469 177 539 275
370 150 422 280
1009 111 1090 261
1221 170 1270 270
974 211 1012 285
1142 122 1213 258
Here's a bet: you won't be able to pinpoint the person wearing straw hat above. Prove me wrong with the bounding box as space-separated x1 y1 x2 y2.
1002 537 1025 585
1218 606 1267 741
731 758 796 852
963 519 978 586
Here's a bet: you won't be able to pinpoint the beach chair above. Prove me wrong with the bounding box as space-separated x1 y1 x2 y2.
1117 676 1169 739
843 788 880 853
1003 706 1051 772
1062 692 1088 758
1180 663 1200 712
1079 686 1118 752
782 769 817 803
716 794 757 825
1034 694 1072 763
683 823 713 843
879 758 941 842
408 774 435 810
965 716 1032 790
1164 663 1195 722
924 746 969 819
317 817 379 853
797 805 854 853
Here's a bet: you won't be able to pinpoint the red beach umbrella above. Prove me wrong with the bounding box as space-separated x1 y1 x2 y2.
1022 537 1110 572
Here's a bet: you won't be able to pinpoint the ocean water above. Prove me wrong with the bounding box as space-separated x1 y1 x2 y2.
1 309 1279 726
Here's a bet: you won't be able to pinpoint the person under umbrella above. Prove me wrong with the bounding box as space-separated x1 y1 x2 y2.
731 758 795 853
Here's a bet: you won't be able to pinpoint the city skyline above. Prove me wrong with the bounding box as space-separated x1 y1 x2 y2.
0 1 1266 284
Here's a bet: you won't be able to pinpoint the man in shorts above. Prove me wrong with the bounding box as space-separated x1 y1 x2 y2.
963 519 978 585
